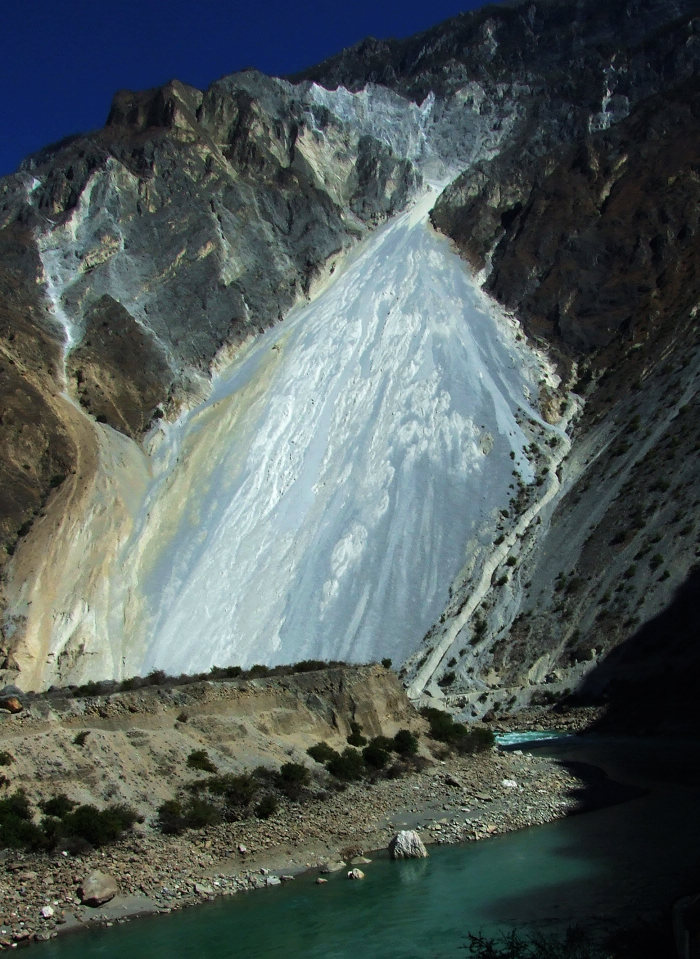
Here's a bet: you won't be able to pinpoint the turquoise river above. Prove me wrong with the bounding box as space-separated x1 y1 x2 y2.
29 736 700 958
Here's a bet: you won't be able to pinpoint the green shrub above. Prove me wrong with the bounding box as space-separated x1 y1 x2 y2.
187 749 217 773
291 660 327 673
157 799 186 835
438 671 455 687
0 816 48 851
206 773 258 812
157 796 221 834
209 664 243 679
278 762 309 785
392 729 419 757
0 751 13 766
39 794 76 818
381 658 392 669
454 726 495 755
247 664 270 678
60 802 138 848
307 741 339 764
419 708 491 753
362 741 390 769
347 721 367 747
326 747 366 781
182 797 221 829
277 762 310 799
255 794 278 819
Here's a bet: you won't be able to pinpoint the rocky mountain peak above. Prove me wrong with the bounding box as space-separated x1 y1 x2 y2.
0 0 697 718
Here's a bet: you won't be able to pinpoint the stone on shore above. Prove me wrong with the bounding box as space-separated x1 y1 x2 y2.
80 870 118 907
388 830 429 859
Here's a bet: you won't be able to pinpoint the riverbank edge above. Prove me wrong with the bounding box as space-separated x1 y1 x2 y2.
1 737 594 950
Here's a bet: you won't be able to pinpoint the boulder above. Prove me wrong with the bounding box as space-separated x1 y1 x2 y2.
0 697 22 714
80 870 118 907
0 686 24 714
388 830 429 860
347 868 365 880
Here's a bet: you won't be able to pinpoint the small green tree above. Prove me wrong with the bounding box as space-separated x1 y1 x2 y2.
392 729 419 756
326 747 366 781
187 749 217 773
307 741 338 763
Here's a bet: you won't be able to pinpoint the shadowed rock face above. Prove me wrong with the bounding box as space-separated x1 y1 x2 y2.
66 295 171 438
431 78 700 363
0 221 75 564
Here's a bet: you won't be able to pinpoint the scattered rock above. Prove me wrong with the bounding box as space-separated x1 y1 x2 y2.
0 697 23 714
315 878 328 885
388 830 429 860
347 868 365 880
80 870 118 907
193 882 214 896
39 906 54 919
350 856 372 865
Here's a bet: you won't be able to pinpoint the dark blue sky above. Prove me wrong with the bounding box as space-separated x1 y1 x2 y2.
2 0 490 177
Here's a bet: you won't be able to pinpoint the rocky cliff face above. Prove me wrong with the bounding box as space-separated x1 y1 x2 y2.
0 0 697 713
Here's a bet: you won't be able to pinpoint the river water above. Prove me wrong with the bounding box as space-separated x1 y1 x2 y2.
31 736 700 958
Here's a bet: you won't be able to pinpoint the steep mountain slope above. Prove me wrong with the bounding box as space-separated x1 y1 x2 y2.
0 0 697 712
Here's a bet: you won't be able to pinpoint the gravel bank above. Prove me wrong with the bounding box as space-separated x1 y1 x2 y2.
0 746 584 948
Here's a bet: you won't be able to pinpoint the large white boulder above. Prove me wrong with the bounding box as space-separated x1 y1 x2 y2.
388 830 429 859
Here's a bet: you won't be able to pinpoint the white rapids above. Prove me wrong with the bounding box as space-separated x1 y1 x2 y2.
114 185 548 677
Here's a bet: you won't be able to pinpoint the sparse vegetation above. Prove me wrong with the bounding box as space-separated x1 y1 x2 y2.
392 729 419 757
347 721 368 747
0 789 140 852
326 747 366 781
307 741 338 764
186 749 217 773
66 658 350 699
420 707 494 754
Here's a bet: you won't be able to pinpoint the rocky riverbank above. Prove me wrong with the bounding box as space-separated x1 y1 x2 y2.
0 744 584 948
